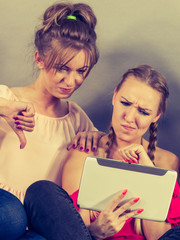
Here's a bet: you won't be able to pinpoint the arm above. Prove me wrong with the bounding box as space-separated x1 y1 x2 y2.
62 149 144 239
0 97 35 148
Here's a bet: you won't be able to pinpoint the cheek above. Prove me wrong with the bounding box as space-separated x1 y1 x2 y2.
75 78 85 88
136 117 152 132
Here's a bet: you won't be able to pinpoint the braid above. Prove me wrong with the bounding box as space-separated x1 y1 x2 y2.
147 122 158 163
105 126 115 158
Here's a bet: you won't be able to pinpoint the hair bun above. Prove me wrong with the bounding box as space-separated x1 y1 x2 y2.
42 3 96 33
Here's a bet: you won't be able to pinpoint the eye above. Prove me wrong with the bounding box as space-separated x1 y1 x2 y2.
120 101 131 106
138 109 150 116
77 69 88 75
58 66 69 72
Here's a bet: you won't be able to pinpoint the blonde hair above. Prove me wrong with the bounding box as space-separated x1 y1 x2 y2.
34 2 99 75
106 65 169 162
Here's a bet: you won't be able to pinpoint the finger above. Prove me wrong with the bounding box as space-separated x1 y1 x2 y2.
84 133 93 153
67 134 81 151
16 125 34 132
21 104 35 117
77 133 87 152
119 208 144 222
116 197 140 217
13 115 34 124
91 133 99 152
15 120 35 128
15 129 27 149
105 189 128 212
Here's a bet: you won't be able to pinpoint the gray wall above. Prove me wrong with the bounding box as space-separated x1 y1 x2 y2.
0 0 180 157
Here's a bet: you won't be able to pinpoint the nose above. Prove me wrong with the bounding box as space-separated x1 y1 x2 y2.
124 107 136 123
64 72 75 87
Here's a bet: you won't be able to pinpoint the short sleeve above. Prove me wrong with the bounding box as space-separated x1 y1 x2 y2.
166 181 180 227
69 102 98 133
0 85 15 100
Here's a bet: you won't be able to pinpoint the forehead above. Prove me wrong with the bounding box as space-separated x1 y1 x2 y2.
66 50 89 68
118 76 161 108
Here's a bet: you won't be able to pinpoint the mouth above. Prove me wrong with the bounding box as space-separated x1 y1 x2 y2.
121 124 136 131
59 87 73 94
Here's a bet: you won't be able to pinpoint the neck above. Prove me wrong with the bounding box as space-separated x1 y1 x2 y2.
115 137 143 149
29 77 60 109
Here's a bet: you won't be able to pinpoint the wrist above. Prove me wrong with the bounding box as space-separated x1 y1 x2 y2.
88 223 104 240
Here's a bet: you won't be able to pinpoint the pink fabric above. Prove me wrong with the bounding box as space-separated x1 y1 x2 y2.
0 85 96 203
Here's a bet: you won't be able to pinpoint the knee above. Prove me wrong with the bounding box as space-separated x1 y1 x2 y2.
0 189 27 239
24 180 72 210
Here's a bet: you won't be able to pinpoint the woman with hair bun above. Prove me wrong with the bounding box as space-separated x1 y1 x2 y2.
0 2 102 239
24 65 180 239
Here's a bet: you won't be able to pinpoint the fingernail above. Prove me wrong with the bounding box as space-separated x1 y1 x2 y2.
137 209 144 213
92 147 96 152
86 149 89 153
16 126 22 129
122 189 128 195
134 197 140 203
80 147 83 151
72 144 76 149
15 121 20 124
13 116 18 120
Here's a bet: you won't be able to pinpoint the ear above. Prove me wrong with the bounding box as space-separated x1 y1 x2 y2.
35 51 45 69
112 88 118 106
152 112 161 123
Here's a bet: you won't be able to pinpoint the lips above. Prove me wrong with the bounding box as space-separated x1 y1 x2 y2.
121 124 136 131
59 87 73 94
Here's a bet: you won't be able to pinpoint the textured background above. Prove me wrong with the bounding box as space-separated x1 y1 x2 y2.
0 0 180 157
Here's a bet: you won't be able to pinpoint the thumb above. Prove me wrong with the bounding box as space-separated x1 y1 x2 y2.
15 130 27 149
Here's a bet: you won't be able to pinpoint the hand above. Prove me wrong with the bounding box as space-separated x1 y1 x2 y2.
88 189 143 239
118 144 154 167
67 131 105 152
2 99 35 149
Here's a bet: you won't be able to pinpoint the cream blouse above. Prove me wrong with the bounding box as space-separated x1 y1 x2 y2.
0 85 96 202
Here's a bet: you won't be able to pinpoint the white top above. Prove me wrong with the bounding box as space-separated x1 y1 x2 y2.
0 85 96 202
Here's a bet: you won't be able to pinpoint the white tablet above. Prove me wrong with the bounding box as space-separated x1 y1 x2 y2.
77 156 177 222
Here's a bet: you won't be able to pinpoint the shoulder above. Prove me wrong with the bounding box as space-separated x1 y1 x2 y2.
154 146 179 172
69 101 85 113
69 101 95 130
0 85 15 99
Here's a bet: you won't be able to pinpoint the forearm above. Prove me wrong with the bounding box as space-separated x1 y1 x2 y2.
142 219 171 240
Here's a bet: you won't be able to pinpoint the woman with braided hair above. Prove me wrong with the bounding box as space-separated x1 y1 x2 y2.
0 1 105 239
24 65 180 239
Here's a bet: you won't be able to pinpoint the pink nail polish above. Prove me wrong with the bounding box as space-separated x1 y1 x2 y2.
134 197 140 203
122 189 128 195
137 209 144 213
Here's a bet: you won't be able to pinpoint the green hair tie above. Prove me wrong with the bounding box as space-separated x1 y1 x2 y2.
67 15 77 20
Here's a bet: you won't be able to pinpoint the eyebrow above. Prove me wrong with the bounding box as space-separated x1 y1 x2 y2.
121 96 152 112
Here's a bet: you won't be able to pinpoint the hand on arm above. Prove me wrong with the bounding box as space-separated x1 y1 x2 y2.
0 98 35 149
67 131 105 152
